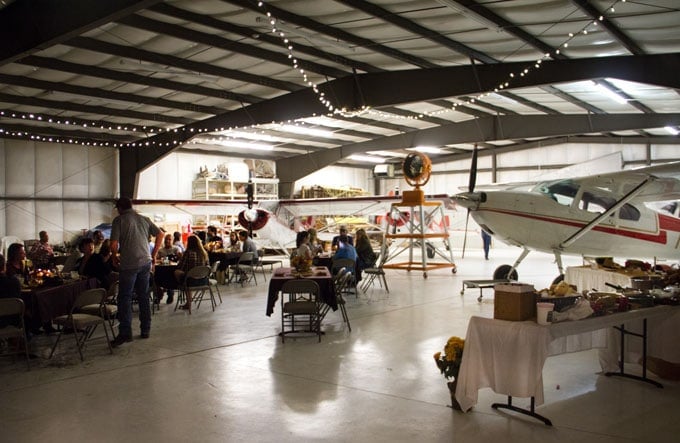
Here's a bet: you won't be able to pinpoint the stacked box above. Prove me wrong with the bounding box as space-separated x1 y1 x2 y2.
494 283 536 321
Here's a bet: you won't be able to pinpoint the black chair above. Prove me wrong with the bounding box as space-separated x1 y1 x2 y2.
0 298 31 370
280 279 322 343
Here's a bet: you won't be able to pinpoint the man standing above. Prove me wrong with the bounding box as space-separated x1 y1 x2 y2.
109 197 163 346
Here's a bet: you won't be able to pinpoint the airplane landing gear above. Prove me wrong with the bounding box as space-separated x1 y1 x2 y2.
493 264 518 281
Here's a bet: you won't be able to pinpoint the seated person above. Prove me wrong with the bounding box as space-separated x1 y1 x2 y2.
331 225 354 249
5 243 27 281
227 231 241 253
174 235 209 312
238 230 259 264
0 253 22 330
0 253 21 299
354 228 377 282
92 230 105 254
307 228 323 256
75 237 114 289
172 231 185 253
157 234 183 304
295 231 313 261
332 241 358 278
28 230 54 270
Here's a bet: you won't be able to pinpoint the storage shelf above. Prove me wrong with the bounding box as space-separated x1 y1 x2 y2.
192 177 278 200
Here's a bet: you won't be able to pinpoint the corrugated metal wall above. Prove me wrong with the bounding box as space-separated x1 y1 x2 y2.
0 139 117 246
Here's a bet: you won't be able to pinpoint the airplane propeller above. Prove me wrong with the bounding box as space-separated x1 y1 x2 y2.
461 144 478 258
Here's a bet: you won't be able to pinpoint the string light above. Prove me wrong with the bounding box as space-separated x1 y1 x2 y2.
0 0 629 147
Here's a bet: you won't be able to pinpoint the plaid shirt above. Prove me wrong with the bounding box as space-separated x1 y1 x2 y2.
176 250 207 273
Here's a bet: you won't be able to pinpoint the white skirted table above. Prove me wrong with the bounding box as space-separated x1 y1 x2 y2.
455 306 679 425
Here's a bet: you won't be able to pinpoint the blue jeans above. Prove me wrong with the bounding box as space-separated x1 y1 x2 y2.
117 262 152 337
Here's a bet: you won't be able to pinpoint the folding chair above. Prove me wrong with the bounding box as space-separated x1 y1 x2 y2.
208 260 223 304
175 266 215 313
360 252 389 293
81 281 119 339
321 269 351 331
280 279 322 343
0 298 31 370
50 288 113 361
331 257 357 295
229 252 257 286
255 249 283 281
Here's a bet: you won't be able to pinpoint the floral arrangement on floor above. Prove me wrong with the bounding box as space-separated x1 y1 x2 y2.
434 336 465 410
434 336 465 380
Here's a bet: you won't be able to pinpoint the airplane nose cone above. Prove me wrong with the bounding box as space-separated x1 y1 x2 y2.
452 192 486 209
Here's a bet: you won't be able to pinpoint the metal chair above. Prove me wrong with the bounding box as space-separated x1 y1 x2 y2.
229 252 257 286
0 298 31 370
322 268 351 331
208 260 223 304
360 252 389 293
175 266 215 313
49 288 113 361
80 281 119 339
280 279 322 343
331 257 357 295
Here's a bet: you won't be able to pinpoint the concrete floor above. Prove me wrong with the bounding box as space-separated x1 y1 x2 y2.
1 247 678 442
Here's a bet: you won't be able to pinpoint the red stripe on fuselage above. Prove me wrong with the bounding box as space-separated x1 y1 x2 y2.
480 208 671 244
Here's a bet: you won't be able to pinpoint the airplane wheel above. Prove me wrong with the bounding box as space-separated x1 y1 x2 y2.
493 264 518 281
551 274 565 285
452 266 457 274
477 295 483 302
423 272 428 279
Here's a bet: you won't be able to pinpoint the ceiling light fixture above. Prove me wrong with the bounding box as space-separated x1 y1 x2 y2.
408 146 442 154
592 81 627 104
348 154 386 163
273 124 334 138
209 139 274 151
664 126 679 135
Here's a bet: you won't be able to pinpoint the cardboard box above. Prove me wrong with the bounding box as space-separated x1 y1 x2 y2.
494 283 536 321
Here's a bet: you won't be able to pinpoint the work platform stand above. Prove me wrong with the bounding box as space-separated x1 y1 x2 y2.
381 190 457 278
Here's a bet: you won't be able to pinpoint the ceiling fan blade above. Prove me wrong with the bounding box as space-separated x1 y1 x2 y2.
469 144 478 193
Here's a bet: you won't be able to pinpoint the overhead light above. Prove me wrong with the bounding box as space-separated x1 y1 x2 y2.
665 126 679 135
348 154 385 163
371 150 409 158
408 146 442 154
209 139 274 151
273 124 334 138
592 81 627 104
434 0 502 32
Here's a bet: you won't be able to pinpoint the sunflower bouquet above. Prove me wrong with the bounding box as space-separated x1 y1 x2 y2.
434 336 465 380
290 255 312 273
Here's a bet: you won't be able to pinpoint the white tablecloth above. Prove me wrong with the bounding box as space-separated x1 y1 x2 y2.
564 266 632 292
454 306 679 412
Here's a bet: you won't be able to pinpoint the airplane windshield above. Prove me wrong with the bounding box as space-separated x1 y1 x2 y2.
535 180 578 206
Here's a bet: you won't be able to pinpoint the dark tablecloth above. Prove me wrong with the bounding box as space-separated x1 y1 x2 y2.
21 277 99 324
209 251 242 271
266 267 337 316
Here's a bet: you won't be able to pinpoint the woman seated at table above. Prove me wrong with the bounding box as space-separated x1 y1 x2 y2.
174 234 209 311
354 228 377 282
307 228 323 256
294 231 314 261
75 237 114 289
227 231 240 253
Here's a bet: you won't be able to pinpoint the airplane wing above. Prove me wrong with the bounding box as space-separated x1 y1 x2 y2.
133 199 248 217
575 161 680 202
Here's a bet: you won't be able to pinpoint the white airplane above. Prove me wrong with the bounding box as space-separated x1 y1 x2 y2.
133 194 455 253
453 150 680 282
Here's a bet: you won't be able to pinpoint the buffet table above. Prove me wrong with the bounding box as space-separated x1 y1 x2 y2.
455 305 679 424
565 266 632 292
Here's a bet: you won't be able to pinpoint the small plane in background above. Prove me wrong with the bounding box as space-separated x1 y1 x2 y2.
453 149 680 283
133 194 455 253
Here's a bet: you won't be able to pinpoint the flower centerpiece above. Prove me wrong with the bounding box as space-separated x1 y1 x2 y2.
290 255 312 274
434 336 465 410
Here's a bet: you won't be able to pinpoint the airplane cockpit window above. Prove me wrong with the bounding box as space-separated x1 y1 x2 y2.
618 204 640 221
579 191 615 214
536 180 578 206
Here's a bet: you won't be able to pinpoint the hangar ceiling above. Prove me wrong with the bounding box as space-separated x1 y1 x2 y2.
1 0 680 195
